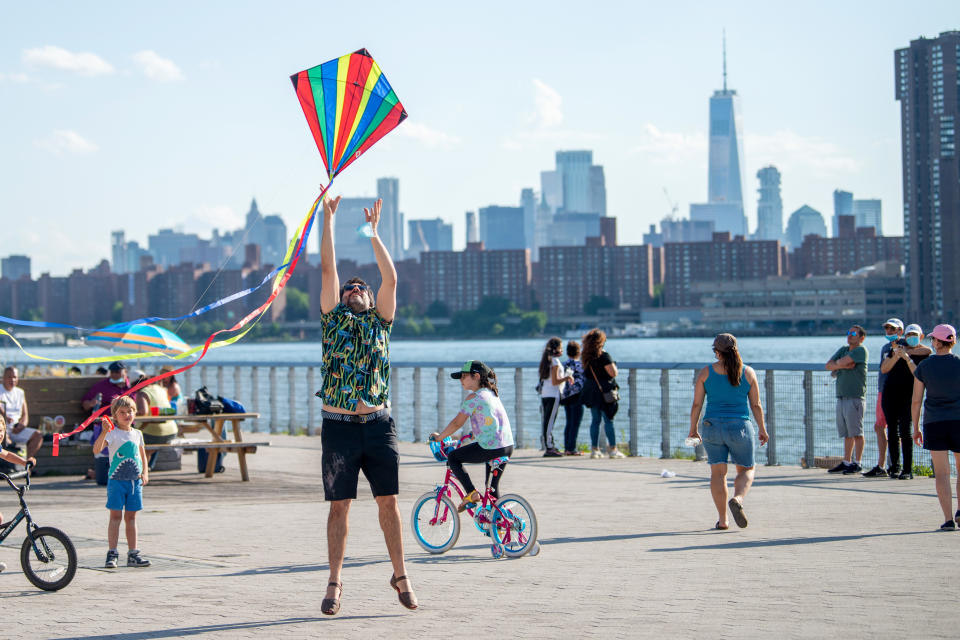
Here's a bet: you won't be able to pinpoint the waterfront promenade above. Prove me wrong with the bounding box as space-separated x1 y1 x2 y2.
3 436 958 639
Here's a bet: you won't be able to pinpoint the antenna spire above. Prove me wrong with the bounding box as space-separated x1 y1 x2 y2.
722 29 727 92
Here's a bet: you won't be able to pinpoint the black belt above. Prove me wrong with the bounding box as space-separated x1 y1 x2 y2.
321 408 390 423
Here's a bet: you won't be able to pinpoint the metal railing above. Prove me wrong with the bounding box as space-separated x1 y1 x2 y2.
14 360 950 471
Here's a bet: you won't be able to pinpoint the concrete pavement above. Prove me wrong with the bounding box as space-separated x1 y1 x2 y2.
2 435 958 639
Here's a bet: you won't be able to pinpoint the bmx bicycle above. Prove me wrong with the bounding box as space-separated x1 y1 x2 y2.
410 435 539 559
0 463 77 591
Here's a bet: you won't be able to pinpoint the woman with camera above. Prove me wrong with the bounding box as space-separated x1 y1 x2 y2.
879 324 931 479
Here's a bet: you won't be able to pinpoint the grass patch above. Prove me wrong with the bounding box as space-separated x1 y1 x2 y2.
912 464 934 477
670 449 697 460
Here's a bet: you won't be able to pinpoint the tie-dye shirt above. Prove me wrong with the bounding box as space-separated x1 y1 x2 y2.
459 388 514 449
317 303 392 410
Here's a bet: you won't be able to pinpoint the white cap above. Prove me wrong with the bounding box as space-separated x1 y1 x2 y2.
883 318 904 331
904 323 923 336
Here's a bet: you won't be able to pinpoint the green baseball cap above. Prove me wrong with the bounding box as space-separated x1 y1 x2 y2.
450 360 492 379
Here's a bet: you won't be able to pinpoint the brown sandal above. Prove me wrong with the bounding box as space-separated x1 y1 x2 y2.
321 581 342 615
390 574 418 610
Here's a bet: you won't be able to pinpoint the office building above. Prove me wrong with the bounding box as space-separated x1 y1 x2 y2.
332 197 378 264
852 199 882 236
643 219 715 247
832 189 853 238
377 177 403 260
148 229 202 268
785 205 827 249
521 188 537 260
479 205 526 250
421 243 531 313
754 166 783 241
407 218 453 259
545 212 602 247
689 39 748 237
1 255 31 281
897 31 960 325
465 211 479 244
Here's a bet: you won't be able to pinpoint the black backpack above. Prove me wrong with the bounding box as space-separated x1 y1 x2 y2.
193 386 224 415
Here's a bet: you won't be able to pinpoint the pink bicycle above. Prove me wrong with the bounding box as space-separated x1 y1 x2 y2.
411 435 539 559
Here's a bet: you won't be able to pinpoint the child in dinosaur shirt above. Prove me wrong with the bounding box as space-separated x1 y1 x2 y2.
93 395 150 568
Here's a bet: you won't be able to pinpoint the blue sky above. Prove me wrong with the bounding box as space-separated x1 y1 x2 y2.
1 1 956 275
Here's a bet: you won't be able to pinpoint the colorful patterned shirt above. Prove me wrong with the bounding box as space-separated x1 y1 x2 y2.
317 303 392 410
459 388 514 449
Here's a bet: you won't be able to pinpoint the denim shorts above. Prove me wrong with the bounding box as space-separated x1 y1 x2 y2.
701 417 755 468
106 478 143 512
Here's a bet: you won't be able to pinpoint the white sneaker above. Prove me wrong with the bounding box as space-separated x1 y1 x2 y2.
590 448 605 459
608 448 626 459
0 561 6 573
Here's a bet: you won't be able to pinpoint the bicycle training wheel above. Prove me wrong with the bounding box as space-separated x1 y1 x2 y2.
21 526 77 591
491 494 538 558
411 492 460 554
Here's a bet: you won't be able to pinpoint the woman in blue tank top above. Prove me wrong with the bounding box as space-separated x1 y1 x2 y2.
687 333 769 530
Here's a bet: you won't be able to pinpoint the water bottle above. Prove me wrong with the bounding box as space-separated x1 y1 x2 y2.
94 393 103 410
684 436 701 448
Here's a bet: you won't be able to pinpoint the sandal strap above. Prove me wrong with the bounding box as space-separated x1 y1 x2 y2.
392 574 408 582
327 581 342 588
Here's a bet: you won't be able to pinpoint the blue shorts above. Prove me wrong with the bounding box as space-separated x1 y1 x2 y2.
106 478 143 512
701 417 756 468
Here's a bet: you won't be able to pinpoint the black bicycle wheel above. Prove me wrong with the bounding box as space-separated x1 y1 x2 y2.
20 526 77 591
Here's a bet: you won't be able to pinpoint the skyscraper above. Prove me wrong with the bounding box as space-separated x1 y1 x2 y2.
520 188 537 260
377 177 402 260
896 31 960 326
479 206 526 250
755 166 783 241
785 205 827 249
465 211 479 244
852 199 882 236
1 255 30 281
690 34 748 237
832 189 853 237
407 218 453 259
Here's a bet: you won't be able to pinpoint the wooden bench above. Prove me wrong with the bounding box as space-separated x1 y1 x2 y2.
18 375 100 435
144 440 270 480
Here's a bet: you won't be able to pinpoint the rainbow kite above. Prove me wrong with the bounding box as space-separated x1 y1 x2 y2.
45 48 406 454
291 48 407 180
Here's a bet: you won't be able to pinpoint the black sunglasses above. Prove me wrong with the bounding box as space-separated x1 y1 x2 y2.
342 283 368 293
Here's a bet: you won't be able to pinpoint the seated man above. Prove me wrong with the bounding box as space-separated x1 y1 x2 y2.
82 362 133 485
0 367 42 460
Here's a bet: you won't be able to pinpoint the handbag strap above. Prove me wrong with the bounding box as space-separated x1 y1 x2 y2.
589 361 602 388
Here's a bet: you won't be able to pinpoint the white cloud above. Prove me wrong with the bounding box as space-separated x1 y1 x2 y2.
630 123 707 164
35 130 99 155
0 72 30 83
530 79 563 128
22 45 114 76
746 130 859 175
184 205 244 232
132 50 184 82
396 121 461 149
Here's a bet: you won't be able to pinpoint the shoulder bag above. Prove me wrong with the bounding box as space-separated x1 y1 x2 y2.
590 363 619 404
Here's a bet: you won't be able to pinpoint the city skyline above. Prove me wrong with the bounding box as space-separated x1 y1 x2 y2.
1 3 954 276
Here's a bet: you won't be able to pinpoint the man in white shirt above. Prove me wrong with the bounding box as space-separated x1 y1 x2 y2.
1 367 42 459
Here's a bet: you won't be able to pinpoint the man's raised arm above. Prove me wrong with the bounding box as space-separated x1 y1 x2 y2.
320 195 342 314
365 199 397 322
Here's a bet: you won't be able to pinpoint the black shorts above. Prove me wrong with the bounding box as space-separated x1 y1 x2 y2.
320 413 399 500
922 420 960 453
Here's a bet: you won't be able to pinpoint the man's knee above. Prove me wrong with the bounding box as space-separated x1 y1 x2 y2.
375 494 399 510
328 499 351 519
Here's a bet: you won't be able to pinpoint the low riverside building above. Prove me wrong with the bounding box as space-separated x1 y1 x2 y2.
421 242 531 313
693 261 905 332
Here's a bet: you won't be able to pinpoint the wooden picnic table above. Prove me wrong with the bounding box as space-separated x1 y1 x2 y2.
134 412 266 481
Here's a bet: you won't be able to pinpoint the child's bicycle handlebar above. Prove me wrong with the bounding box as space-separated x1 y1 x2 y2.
1 461 33 493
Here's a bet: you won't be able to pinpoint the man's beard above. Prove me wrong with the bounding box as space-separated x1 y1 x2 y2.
345 295 370 313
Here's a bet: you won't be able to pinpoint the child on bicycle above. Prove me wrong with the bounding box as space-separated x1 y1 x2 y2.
0 416 37 528
93 395 150 568
429 361 514 512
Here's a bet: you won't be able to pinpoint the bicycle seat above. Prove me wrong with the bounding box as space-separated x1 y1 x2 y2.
488 455 509 470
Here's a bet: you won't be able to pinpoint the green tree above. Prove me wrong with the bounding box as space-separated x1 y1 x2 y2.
285 286 310 321
480 296 518 316
652 283 665 308
111 301 124 323
426 300 449 317
583 295 615 315
517 311 547 336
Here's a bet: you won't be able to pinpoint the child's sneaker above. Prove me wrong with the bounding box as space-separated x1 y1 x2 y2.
127 550 151 568
105 550 119 569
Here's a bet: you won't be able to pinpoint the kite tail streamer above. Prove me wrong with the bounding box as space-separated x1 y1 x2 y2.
52 185 330 455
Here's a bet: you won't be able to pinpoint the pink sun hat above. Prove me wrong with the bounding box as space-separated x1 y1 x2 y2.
929 324 956 343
